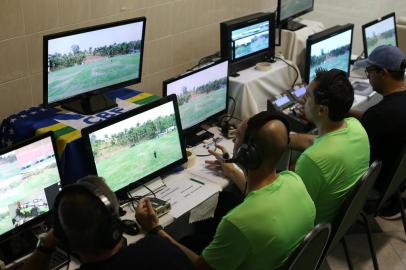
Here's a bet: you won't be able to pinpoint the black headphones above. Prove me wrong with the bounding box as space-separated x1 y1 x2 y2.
225 111 290 170
53 180 123 251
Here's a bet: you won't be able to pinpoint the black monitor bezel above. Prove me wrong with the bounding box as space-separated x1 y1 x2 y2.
0 132 63 242
304 24 354 84
277 0 314 26
81 95 187 194
162 59 229 132
43 17 147 108
362 12 398 58
220 12 275 74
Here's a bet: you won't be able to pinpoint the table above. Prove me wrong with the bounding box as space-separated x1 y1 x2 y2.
276 19 325 75
0 88 160 185
228 59 302 121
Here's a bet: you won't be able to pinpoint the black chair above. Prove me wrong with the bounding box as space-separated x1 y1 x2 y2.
366 146 406 235
318 161 382 270
281 223 331 270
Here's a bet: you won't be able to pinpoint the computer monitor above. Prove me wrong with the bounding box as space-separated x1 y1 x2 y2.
81 95 187 196
43 17 146 115
305 24 354 83
0 133 62 242
277 0 314 31
220 13 275 75
163 60 229 146
362 13 398 57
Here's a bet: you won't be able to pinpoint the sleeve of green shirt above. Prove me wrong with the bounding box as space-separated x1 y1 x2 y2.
202 218 250 270
295 153 323 202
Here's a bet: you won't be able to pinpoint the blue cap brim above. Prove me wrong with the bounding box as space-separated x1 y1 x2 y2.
353 58 372 69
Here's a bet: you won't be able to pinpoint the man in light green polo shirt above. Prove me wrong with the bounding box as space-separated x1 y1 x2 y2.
136 111 316 270
290 68 370 224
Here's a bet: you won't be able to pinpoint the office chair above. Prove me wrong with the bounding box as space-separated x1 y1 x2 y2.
280 223 331 270
318 161 382 270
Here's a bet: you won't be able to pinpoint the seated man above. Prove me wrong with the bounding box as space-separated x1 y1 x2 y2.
136 111 316 270
289 68 370 224
22 176 193 270
352 45 406 210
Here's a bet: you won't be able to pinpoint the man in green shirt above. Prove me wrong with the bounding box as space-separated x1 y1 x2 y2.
290 68 370 224
136 111 316 270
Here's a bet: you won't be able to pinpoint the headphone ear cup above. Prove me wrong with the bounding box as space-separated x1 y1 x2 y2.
235 143 261 170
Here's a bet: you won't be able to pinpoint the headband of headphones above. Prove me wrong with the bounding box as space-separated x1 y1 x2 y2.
53 179 122 251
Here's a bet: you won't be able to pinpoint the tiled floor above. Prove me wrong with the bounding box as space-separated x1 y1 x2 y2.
321 216 406 270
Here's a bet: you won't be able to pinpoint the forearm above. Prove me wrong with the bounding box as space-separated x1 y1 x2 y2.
348 109 364 120
289 132 315 151
226 165 247 193
157 229 200 264
21 251 51 270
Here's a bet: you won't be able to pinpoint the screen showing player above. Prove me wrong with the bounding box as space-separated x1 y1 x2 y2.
0 136 61 237
231 21 270 60
279 0 313 22
164 61 228 130
308 29 352 82
364 15 397 57
46 19 145 104
87 100 184 192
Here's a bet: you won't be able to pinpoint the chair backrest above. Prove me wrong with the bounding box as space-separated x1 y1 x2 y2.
326 161 382 251
376 146 406 212
281 223 331 270
396 16 406 55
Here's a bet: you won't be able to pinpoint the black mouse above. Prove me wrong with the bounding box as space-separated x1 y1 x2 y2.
120 219 140 235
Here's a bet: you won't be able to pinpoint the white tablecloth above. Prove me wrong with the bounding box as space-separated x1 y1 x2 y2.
229 59 301 121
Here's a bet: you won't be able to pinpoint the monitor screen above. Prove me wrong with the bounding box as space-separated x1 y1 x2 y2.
278 0 314 23
83 96 186 193
292 85 306 99
231 20 270 61
363 13 398 57
44 17 146 105
163 60 229 130
306 25 353 83
0 135 61 239
274 95 291 107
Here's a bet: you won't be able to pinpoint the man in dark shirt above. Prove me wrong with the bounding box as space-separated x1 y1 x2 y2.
353 45 406 208
22 176 193 270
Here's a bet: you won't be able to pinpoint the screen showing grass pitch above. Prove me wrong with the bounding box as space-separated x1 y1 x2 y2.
0 137 61 236
88 101 183 192
166 61 228 130
47 21 144 103
309 29 352 82
231 21 269 60
280 0 313 22
365 16 397 56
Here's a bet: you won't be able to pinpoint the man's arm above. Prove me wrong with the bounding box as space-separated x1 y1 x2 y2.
348 109 364 120
136 198 212 270
289 132 315 151
22 230 58 270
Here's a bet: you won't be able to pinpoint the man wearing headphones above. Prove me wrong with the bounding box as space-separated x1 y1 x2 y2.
352 45 406 217
23 176 193 270
136 111 316 270
289 68 370 224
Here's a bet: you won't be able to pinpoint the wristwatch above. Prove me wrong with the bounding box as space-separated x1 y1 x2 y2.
36 237 55 255
148 225 163 235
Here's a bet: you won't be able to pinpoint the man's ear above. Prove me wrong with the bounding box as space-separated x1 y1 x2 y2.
318 104 329 117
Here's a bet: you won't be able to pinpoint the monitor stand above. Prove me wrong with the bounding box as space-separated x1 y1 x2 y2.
62 93 117 115
282 20 306 31
185 126 214 147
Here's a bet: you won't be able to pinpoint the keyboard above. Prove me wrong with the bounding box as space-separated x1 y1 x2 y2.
5 248 69 270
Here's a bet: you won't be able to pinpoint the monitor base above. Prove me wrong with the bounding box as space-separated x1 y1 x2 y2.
61 93 117 115
282 20 306 31
185 127 214 147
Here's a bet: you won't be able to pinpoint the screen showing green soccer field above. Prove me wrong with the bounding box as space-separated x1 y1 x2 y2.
165 61 228 129
365 16 397 56
47 20 144 103
0 137 61 236
88 101 184 192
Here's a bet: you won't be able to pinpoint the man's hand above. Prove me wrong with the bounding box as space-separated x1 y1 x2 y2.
205 144 236 179
135 197 160 232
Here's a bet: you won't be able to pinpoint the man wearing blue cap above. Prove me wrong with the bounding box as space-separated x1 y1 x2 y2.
353 45 406 217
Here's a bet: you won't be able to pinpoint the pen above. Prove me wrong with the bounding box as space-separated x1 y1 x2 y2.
190 178 205 185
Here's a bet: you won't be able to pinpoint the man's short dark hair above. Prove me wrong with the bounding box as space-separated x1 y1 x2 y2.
58 176 119 254
313 68 354 121
387 69 405 81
